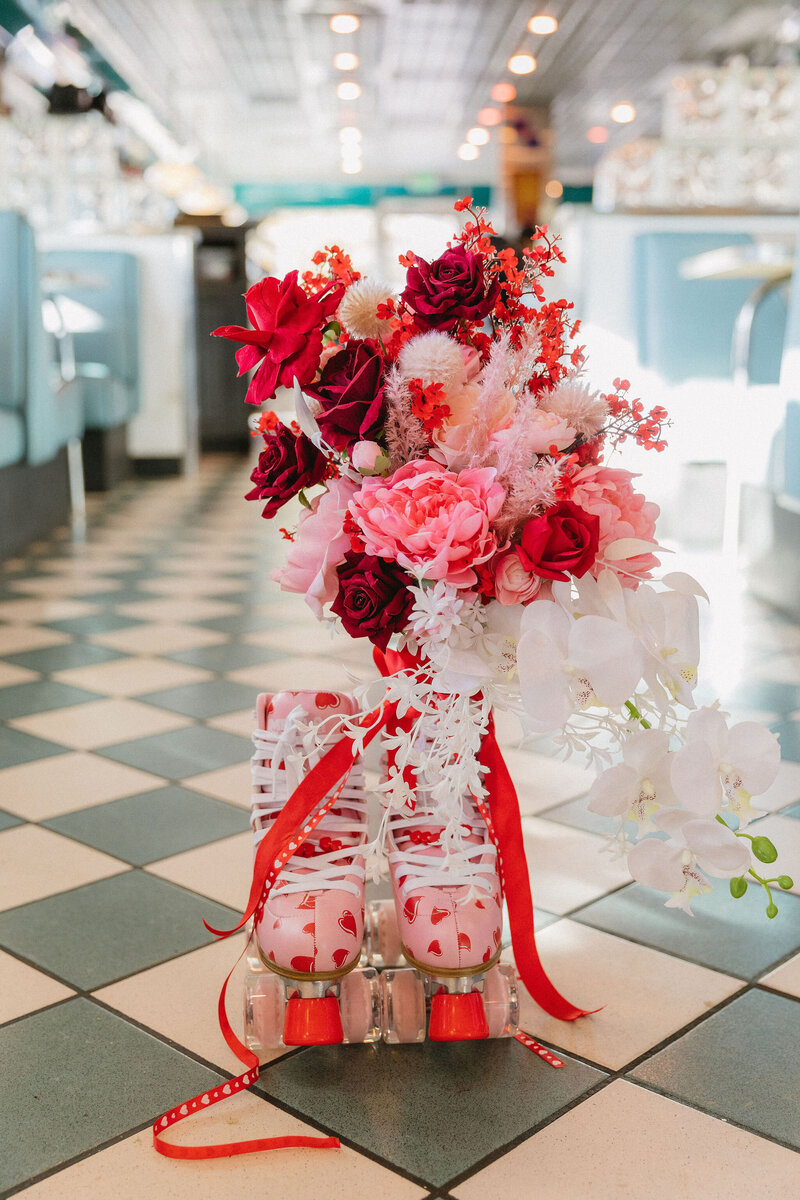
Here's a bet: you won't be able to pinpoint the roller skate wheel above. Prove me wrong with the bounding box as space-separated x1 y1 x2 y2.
482 963 519 1039
340 967 382 1044
381 968 426 1043
244 971 286 1052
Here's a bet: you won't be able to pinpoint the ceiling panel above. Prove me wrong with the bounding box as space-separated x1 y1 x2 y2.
67 0 773 186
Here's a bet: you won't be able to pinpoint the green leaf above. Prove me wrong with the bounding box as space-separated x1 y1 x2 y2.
752 836 778 864
729 876 748 899
778 875 794 890
766 903 779 919
297 489 311 509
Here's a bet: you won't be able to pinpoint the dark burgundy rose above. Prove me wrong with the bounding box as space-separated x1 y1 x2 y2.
307 341 385 451
401 245 500 330
332 551 415 650
245 421 327 518
517 500 600 582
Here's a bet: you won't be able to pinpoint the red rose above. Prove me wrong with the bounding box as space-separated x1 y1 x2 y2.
245 422 327 518
401 245 500 330
331 551 414 650
213 272 342 405
517 500 600 582
307 341 385 452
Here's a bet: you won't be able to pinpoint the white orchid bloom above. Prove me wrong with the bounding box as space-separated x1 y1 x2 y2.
624 582 700 709
587 728 675 833
671 706 780 826
628 809 751 914
517 600 645 731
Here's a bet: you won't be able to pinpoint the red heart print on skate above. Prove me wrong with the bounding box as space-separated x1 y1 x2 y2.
338 910 357 937
290 955 315 973
403 895 421 924
427 939 443 956
332 948 350 968
431 906 450 925
315 693 340 710
457 932 471 951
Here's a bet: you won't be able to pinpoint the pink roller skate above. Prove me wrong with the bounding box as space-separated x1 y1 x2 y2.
370 789 518 1044
243 690 381 1051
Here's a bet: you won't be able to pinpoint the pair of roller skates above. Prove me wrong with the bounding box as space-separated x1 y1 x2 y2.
243 690 519 1051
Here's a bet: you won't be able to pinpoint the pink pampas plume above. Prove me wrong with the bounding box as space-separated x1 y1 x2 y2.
384 365 430 469
493 459 563 541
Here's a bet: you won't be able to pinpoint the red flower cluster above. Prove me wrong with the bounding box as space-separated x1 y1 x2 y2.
602 379 670 452
407 379 450 434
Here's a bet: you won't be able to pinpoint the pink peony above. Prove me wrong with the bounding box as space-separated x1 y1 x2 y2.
350 460 504 588
493 549 543 605
570 465 660 587
271 477 357 616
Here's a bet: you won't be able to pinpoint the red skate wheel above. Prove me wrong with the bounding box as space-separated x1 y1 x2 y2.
283 996 344 1046
428 990 489 1041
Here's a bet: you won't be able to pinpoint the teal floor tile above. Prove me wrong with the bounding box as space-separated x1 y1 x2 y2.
573 881 800 979
165 642 283 671
194 612 280 635
256 1040 605 1188
42 785 250 865
631 989 800 1148
539 797 669 841
0 726 67 767
0 997 224 1194
0 680 103 719
4 643 124 673
99 726 251 779
783 801 800 819
0 808 23 831
0 872 240 989
43 612 146 635
730 681 800 713
138 680 257 718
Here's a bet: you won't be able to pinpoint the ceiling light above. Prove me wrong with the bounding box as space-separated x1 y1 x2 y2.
610 102 636 124
587 125 609 144
508 53 536 75
334 52 359 70
342 159 362 174
467 126 490 146
544 179 563 199
498 125 518 143
339 126 362 143
457 143 479 161
330 14 360 34
491 82 517 102
528 15 558 35
477 107 502 126
337 80 361 100
177 182 233 216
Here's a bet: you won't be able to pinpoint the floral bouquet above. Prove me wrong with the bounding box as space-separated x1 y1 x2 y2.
213 197 789 922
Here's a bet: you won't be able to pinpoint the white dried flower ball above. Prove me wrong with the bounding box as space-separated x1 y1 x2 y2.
398 331 466 391
541 376 607 436
337 278 394 340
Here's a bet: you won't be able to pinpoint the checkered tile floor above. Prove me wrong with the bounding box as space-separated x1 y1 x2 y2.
1 455 799 1199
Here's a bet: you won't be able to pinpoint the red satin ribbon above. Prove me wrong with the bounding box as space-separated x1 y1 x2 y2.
154 658 590 1159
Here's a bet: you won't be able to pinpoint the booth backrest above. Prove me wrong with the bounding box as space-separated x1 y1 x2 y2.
0 210 75 466
634 231 788 385
42 248 140 411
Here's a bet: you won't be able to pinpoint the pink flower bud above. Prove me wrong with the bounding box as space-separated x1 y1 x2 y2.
351 440 383 473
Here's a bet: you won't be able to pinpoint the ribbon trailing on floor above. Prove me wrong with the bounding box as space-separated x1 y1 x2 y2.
154 660 590 1159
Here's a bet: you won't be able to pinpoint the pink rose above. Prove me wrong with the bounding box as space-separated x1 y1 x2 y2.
350 460 504 588
570 465 660 587
351 440 384 473
460 345 482 381
271 477 357 616
493 549 542 605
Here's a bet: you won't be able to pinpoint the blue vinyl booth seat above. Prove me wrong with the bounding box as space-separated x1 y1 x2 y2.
633 232 788 385
42 249 140 431
0 211 83 470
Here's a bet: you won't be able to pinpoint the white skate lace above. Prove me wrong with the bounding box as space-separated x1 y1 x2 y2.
250 718 368 899
387 802 498 898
